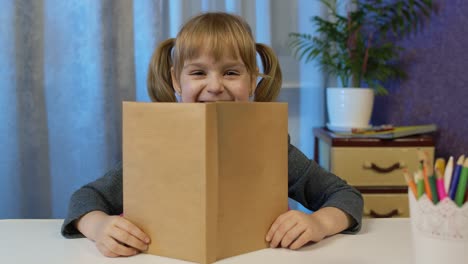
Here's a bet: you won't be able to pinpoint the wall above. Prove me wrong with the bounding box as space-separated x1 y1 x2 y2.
372 1 468 159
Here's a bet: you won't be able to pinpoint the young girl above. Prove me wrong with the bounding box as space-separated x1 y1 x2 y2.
61 12 363 258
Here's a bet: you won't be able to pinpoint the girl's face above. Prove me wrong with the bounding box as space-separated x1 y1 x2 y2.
171 52 256 102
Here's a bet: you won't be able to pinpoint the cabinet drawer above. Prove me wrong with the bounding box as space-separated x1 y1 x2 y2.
363 193 409 218
331 147 434 186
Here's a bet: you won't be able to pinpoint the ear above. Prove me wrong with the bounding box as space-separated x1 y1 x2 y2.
171 67 182 95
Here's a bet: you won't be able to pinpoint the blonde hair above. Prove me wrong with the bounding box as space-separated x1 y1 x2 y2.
147 12 282 102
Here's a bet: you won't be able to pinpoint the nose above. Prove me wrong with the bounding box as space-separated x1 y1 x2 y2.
206 76 224 94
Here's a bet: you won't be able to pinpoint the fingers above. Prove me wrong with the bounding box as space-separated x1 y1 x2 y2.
266 212 298 248
96 243 119 258
97 236 139 257
266 211 323 249
94 215 151 257
265 212 287 242
115 217 151 244
114 218 150 251
289 230 311 250
280 224 306 248
111 227 149 252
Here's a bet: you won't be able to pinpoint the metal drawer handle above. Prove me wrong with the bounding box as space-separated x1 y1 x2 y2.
365 209 400 218
363 161 405 173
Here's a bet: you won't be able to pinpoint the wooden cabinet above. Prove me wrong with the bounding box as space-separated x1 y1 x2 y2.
313 128 435 218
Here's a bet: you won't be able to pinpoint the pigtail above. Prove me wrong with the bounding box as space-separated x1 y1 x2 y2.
255 43 282 102
147 38 177 102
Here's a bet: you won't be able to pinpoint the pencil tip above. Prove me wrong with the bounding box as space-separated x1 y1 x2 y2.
464 158 468 167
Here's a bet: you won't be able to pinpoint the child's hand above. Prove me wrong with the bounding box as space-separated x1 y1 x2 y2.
265 210 327 249
75 211 150 257
265 207 351 250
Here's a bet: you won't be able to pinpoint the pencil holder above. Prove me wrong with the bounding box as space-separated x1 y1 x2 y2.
409 191 468 264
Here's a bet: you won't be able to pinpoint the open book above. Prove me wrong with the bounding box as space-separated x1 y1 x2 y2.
333 124 437 139
122 102 288 264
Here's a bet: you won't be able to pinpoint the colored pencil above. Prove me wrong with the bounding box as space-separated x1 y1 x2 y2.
435 158 446 176
444 156 454 193
426 154 439 204
404 169 418 199
455 159 468 206
435 167 447 201
415 171 425 199
417 149 432 201
449 155 465 200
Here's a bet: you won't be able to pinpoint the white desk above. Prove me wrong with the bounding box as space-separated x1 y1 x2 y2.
0 218 413 264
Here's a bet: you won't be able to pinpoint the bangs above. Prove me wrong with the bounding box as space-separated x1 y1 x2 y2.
180 31 241 62
173 13 257 78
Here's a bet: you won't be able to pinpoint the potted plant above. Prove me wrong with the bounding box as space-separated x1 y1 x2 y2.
289 0 438 131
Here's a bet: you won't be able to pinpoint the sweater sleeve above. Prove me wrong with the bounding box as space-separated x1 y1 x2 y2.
287 138 363 233
61 163 124 238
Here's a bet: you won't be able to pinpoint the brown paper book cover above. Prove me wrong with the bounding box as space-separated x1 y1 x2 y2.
122 102 288 264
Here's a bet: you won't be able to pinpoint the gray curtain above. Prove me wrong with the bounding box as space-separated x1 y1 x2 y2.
0 0 322 219
0 0 162 218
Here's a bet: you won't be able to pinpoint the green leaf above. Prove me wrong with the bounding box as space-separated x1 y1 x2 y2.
287 0 437 93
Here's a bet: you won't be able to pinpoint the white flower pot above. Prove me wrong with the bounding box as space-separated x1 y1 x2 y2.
326 87 374 130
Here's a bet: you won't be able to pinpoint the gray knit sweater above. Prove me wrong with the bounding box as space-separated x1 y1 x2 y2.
62 140 363 237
